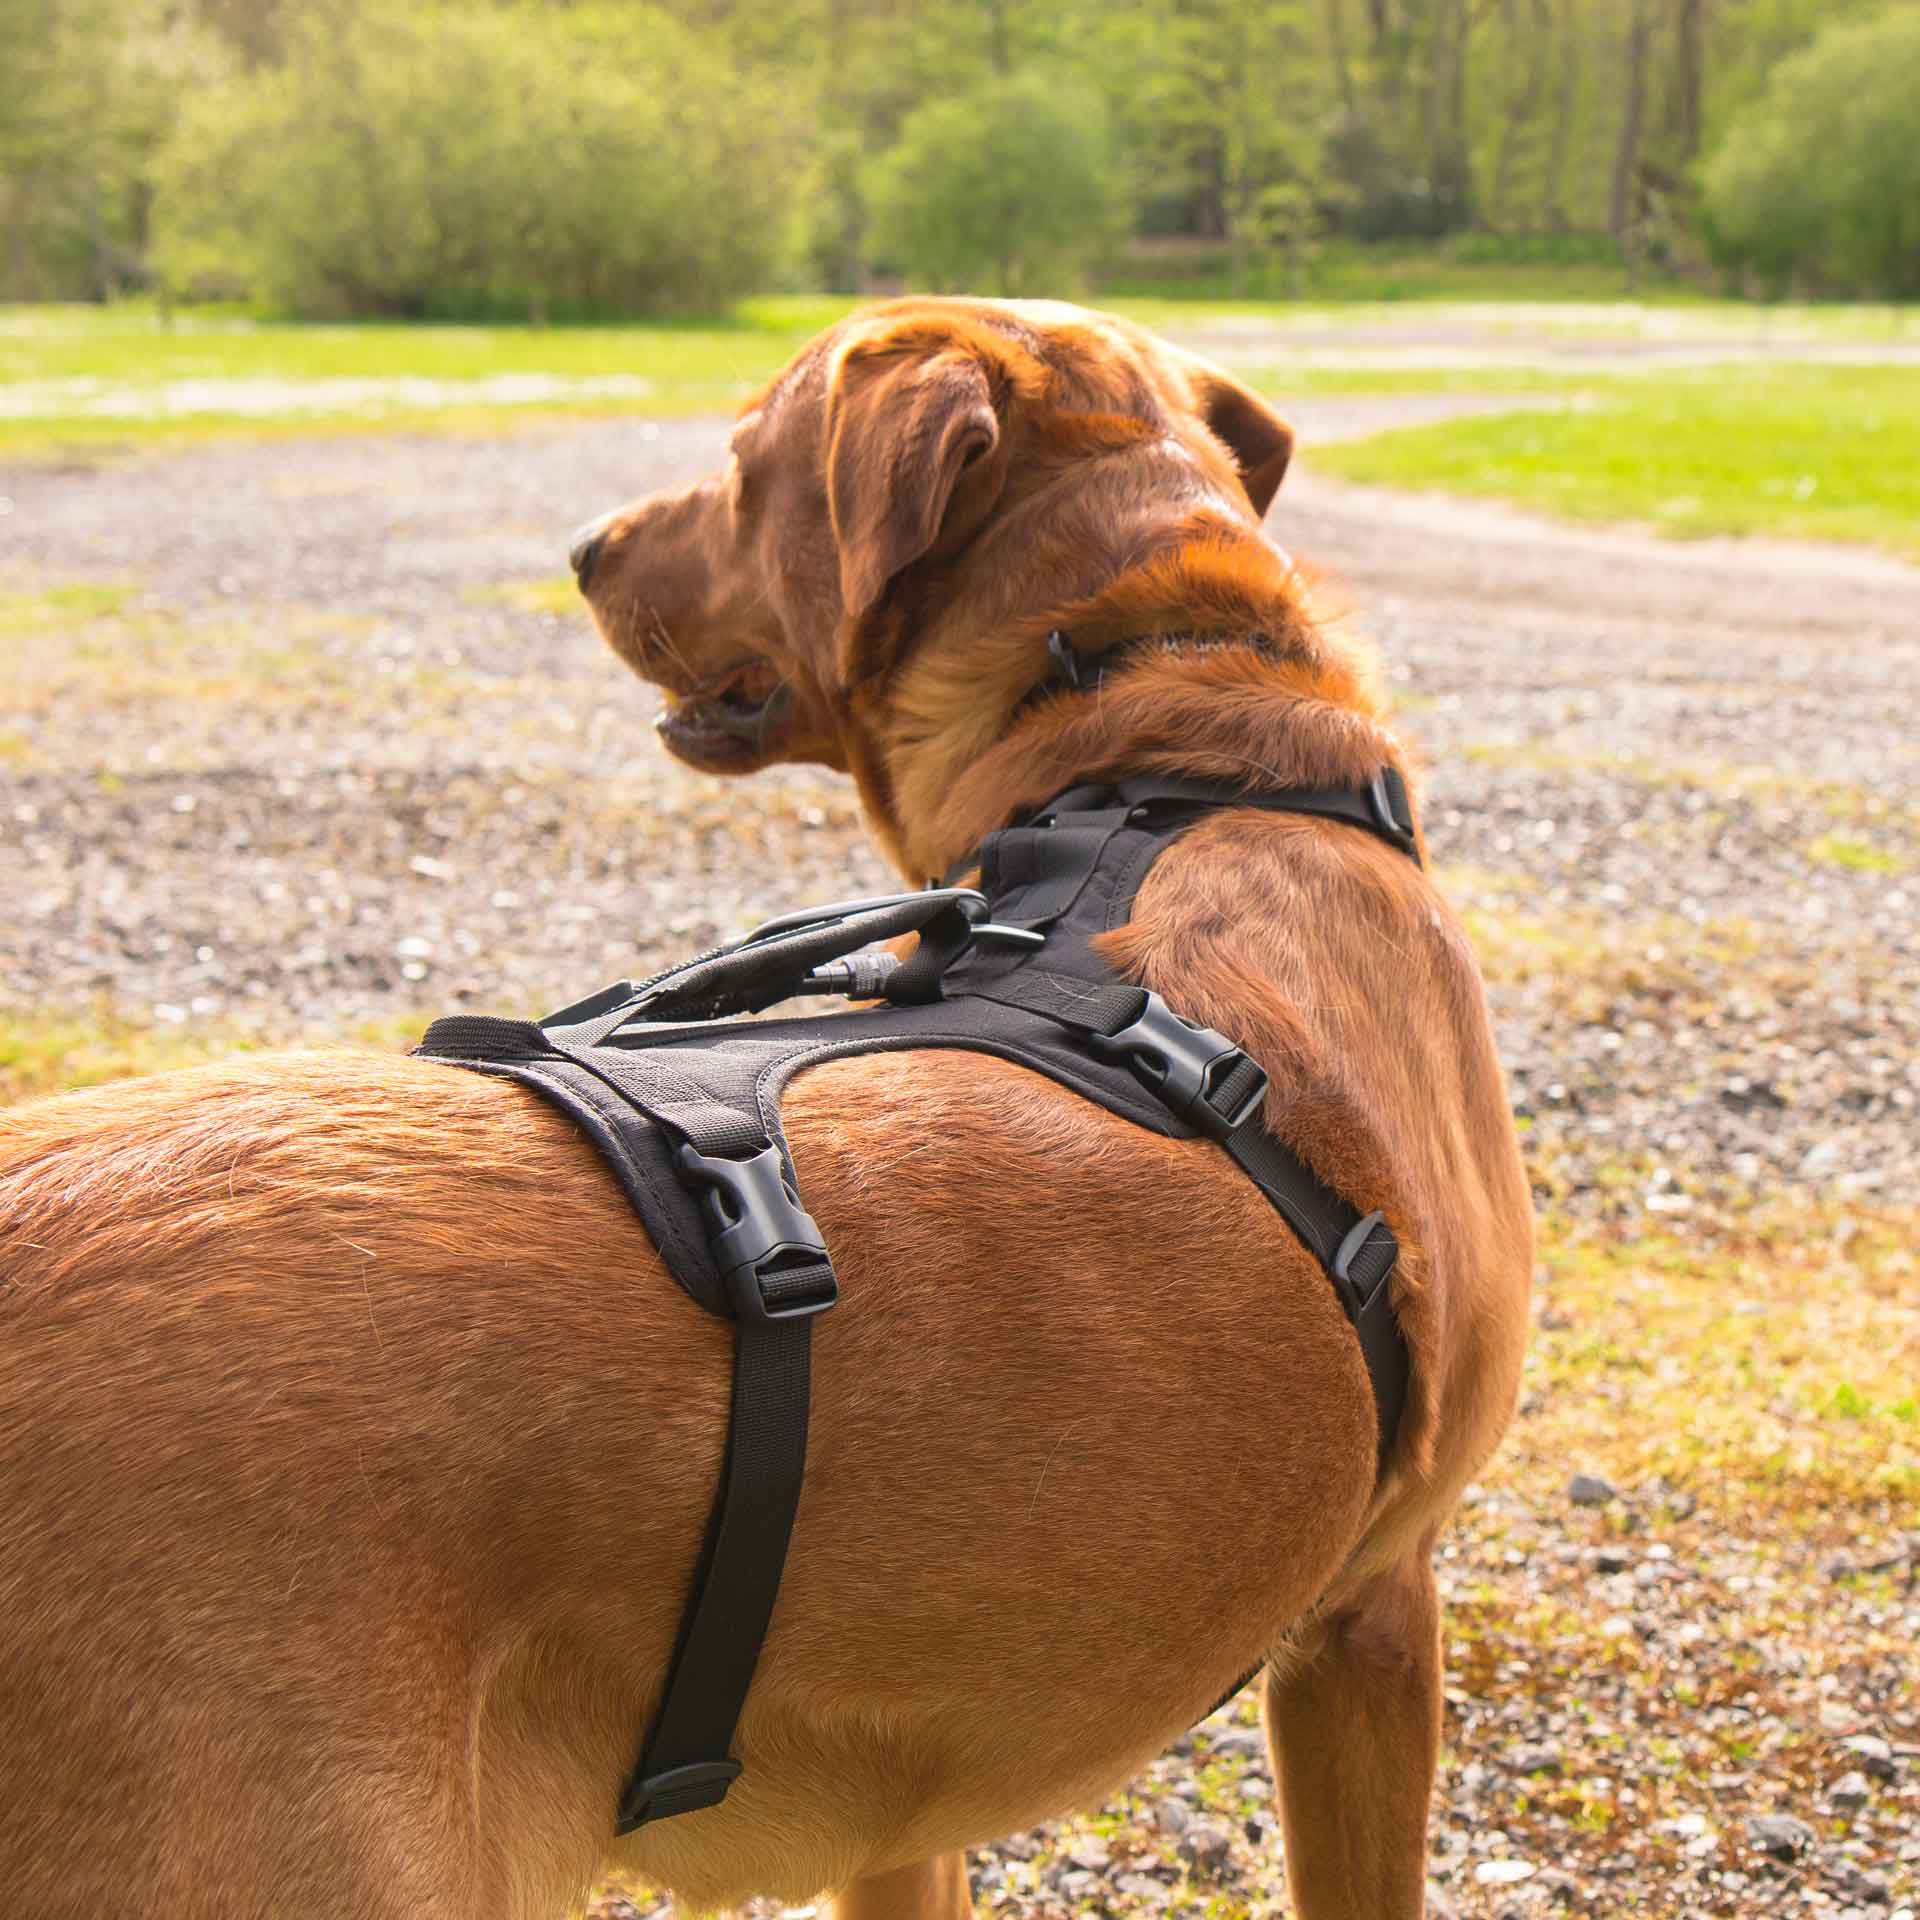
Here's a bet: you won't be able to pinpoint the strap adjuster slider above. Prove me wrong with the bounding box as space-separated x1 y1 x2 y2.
675 1143 839 1323
615 1757 743 1833
1330 1209 1397 1319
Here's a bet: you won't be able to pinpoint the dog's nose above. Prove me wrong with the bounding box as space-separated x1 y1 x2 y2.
568 520 609 593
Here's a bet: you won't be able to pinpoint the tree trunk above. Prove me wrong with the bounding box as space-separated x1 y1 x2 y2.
1610 0 1650 274
1326 0 1358 116
1542 0 1577 229
1490 0 1551 228
1671 0 1704 161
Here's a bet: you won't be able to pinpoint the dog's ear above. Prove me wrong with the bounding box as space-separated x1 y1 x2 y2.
1179 358 1295 517
826 335 1006 682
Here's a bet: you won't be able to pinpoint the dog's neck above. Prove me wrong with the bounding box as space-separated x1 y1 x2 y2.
869 524 1405 883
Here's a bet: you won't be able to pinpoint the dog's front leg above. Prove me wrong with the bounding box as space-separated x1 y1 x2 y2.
825 1850 973 1920
1261 1550 1441 1919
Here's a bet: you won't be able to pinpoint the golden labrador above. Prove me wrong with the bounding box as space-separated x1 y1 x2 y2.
0 298 1530 1920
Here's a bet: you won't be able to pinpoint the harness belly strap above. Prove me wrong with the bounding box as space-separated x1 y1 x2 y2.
414 773 1418 1836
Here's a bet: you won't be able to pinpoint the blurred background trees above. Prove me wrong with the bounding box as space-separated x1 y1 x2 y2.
1700 5 1920 299
1 0 1910 313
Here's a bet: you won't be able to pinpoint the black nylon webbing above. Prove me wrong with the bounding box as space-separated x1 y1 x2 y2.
961 966 1148 1037
615 1307 814 1830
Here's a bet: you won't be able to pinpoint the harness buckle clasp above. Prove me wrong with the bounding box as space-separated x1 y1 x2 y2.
674 1142 839 1323
1088 992 1269 1142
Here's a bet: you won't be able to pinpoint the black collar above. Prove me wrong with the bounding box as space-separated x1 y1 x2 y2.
1018 627 1276 718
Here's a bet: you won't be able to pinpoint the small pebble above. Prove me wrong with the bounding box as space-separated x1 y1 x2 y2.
1475 1857 1537 1885
1748 1813 1816 1863
1829 1769 1873 1813
1178 1818 1233 1878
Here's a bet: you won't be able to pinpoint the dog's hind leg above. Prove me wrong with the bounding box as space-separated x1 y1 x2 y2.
1260 1549 1441 1920
825 1851 974 1920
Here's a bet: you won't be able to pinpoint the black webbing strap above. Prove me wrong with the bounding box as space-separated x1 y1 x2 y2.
614 1300 813 1829
1099 769 1420 866
956 966 1407 1464
413 1015 835 1834
945 767 1420 894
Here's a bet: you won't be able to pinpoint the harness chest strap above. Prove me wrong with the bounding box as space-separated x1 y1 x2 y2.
413 769 1418 1837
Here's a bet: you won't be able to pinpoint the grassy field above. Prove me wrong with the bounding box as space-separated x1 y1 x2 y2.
4 294 1917 555
1314 364 1920 557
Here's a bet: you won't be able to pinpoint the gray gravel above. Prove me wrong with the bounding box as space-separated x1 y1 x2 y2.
4 413 1915 1210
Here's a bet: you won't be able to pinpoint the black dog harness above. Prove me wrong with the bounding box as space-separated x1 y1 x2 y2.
415 768 1417 1835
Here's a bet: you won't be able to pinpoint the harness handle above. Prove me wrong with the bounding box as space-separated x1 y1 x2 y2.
540 887 986 1043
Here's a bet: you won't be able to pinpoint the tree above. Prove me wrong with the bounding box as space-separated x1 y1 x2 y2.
863 70 1124 295
149 0 797 317
0 0 216 298
1701 4 1920 297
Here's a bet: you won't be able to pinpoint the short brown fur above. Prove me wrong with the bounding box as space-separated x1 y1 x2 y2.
0 298 1530 1919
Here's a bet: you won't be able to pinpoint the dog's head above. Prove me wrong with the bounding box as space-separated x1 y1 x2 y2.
573 298 1296 863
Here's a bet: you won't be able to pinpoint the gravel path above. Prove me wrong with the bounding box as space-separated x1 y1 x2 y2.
6 406 1914 1209
3 407 1916 1918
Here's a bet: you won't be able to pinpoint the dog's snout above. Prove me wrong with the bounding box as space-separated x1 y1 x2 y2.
568 520 610 593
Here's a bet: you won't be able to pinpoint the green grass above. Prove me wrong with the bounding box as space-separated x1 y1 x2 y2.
1808 831 1909 873
0 581 135 631
0 295 860 455
0 295 854 388
7 301 1920 565
464 576 580 616
1313 364 1920 556
0 1002 429 1106
8 290 1916 462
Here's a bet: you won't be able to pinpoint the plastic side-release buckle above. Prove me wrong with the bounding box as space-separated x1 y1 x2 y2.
1330 1209 1398 1320
615 1757 743 1832
674 1142 839 1324
1088 991 1269 1142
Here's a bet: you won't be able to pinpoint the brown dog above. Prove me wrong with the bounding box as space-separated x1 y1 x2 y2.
0 299 1530 1920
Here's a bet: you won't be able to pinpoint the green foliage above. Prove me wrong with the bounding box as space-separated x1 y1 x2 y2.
1701 6 1920 298
5 0 1914 311
149 2 797 318
0 0 219 298
863 70 1124 295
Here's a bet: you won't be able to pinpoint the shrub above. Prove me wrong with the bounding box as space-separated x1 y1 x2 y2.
0 0 217 299
1701 6 1920 299
863 70 1125 296
151 1 796 318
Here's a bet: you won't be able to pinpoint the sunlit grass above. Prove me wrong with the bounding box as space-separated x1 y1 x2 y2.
6 294 1915 464
1314 364 1920 556
0 1002 430 1107
1516 1205 1919 1519
0 585 393 751
0 581 135 632
465 576 580 616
